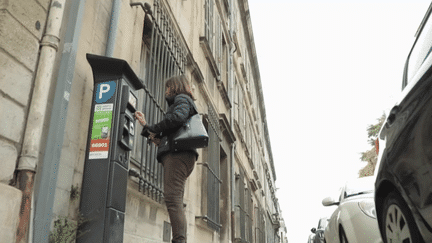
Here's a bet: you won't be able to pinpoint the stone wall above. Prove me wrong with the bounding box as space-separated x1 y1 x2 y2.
0 1 49 242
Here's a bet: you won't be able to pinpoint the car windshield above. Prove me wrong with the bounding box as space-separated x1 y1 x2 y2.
318 218 328 229
344 177 375 198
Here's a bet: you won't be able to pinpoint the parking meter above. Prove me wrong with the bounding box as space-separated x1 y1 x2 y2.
78 54 144 243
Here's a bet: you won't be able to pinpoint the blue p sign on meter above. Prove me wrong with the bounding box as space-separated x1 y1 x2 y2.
95 81 116 103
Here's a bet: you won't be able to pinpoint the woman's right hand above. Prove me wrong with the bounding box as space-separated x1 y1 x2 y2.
149 133 161 147
150 138 161 147
134 111 146 126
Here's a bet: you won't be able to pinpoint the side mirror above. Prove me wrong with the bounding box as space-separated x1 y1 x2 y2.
311 227 316 233
322 197 339 206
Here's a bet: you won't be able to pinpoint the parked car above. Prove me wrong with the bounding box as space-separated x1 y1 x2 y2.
308 233 316 243
311 217 328 243
374 2 432 243
322 176 382 243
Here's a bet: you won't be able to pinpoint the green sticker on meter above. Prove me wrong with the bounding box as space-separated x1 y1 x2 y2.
89 104 113 159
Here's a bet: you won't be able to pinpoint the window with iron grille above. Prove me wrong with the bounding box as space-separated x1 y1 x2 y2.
200 103 222 231
243 47 249 82
234 169 245 241
222 36 228 87
204 0 214 54
234 78 240 123
234 169 253 242
131 0 187 203
247 121 252 149
239 95 245 131
231 0 237 33
245 187 253 242
255 207 265 243
251 140 256 169
215 14 222 76
202 0 223 78
266 213 276 243
223 0 229 13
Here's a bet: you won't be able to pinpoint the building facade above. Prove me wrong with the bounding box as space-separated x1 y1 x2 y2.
0 0 286 242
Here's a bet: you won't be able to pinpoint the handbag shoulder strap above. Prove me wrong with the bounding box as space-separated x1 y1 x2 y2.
176 94 198 116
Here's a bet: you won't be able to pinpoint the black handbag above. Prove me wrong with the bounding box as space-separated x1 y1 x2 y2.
171 113 209 151
169 94 209 151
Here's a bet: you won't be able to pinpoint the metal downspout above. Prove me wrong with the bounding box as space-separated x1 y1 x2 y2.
106 0 122 57
30 0 86 242
15 1 67 242
229 51 235 224
229 0 236 240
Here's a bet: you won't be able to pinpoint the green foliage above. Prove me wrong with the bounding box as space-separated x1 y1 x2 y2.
358 113 386 177
359 164 374 178
49 185 87 243
359 148 376 162
49 216 77 243
366 113 385 146
360 151 367 162
49 213 88 243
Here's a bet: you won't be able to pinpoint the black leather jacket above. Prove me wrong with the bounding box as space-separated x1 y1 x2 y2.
141 94 199 162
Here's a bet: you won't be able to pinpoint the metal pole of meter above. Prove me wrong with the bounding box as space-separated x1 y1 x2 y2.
77 54 144 243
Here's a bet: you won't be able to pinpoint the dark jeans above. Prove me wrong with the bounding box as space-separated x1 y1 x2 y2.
162 151 196 243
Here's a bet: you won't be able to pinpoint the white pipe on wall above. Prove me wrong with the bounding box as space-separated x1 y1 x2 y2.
15 1 68 242
18 0 67 172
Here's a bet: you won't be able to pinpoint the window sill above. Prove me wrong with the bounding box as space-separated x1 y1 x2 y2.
200 36 220 78
217 80 232 109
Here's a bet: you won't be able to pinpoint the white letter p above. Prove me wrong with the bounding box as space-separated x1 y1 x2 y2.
99 84 110 99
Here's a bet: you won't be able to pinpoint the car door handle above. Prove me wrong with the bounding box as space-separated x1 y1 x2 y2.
386 106 400 127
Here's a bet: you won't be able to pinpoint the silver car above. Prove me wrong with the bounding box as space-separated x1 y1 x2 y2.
311 217 328 243
308 234 316 243
322 177 382 243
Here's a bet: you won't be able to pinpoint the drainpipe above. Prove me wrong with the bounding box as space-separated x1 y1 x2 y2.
17 0 66 173
228 0 236 240
15 1 67 242
106 0 122 57
229 58 236 236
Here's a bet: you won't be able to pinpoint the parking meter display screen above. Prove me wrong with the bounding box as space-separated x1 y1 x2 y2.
128 91 137 109
89 103 113 159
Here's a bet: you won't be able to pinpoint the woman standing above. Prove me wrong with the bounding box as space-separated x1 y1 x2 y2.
134 76 198 243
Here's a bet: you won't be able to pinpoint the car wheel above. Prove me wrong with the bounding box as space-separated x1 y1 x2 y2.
339 226 348 243
381 191 424 243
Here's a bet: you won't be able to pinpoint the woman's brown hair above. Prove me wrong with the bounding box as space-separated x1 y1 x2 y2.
165 75 196 100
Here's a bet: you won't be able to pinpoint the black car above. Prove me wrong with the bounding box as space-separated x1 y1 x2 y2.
310 217 328 243
375 2 432 243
